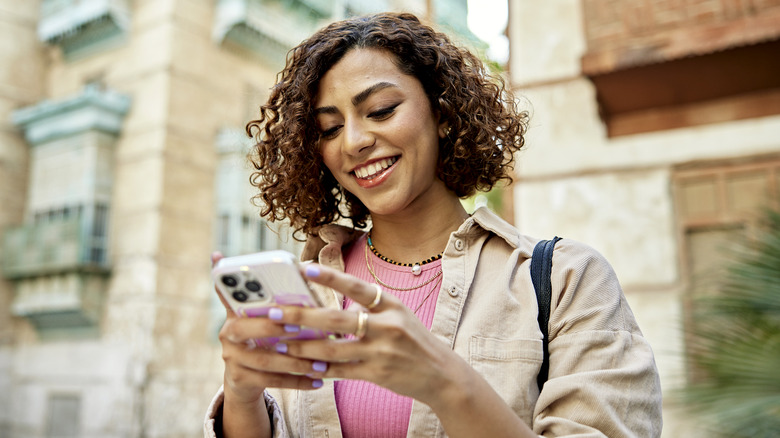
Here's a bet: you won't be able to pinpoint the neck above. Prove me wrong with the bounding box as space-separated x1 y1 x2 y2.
368 193 469 265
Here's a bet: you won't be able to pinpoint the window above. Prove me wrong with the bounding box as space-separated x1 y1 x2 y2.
674 154 780 379
46 394 81 438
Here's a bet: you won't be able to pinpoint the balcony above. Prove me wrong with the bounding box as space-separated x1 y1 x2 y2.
581 0 780 136
3 205 110 280
213 0 319 65
38 0 130 58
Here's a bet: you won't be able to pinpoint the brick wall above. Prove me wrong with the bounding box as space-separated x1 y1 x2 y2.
581 0 780 72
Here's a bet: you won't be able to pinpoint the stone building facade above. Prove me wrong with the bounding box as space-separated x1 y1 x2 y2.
0 1 477 437
508 1 780 436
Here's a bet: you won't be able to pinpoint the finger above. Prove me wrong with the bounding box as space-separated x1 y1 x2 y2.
214 285 236 318
220 315 291 344
211 251 224 267
229 343 334 377
282 336 369 363
228 365 325 391
303 264 396 310
273 305 368 339
211 251 238 318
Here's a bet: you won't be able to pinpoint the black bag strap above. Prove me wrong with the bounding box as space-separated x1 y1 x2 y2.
531 236 561 391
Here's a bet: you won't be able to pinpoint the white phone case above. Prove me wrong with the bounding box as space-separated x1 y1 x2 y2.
212 250 332 347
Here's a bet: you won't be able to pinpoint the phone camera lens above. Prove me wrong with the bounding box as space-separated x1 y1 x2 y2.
221 275 238 287
232 291 248 302
245 281 261 292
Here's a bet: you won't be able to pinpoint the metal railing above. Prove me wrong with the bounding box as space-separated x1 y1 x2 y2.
2 205 110 279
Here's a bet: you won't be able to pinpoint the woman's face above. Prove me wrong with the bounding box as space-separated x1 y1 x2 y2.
314 48 449 217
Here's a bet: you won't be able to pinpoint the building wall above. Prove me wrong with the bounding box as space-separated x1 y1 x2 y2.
0 0 46 434
1 1 478 437
0 0 289 436
508 1 780 436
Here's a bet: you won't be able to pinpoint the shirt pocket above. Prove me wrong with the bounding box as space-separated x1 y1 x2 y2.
469 336 543 423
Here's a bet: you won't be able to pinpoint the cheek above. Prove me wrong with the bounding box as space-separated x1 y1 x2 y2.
319 144 339 174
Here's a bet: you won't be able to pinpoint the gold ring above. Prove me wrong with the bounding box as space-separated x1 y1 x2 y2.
367 284 383 310
354 310 368 339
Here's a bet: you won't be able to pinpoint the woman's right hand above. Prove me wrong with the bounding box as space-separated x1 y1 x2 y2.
212 252 325 406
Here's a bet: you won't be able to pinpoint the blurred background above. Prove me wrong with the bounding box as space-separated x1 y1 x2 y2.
1 0 778 437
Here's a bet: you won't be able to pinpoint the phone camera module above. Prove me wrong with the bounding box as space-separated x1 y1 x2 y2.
232 291 248 302
245 281 261 292
221 275 238 287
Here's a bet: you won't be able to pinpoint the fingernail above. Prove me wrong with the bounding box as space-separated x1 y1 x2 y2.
312 361 328 372
284 324 300 333
312 379 324 388
305 264 321 277
268 308 283 320
275 343 288 354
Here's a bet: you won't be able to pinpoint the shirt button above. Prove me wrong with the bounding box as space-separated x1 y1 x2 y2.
448 286 459 297
454 239 464 251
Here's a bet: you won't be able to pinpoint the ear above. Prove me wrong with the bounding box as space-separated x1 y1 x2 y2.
438 121 450 139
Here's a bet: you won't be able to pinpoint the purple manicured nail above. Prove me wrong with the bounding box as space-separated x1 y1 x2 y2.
312 361 328 372
312 379 324 388
275 343 288 354
305 264 321 277
268 308 283 320
284 324 300 333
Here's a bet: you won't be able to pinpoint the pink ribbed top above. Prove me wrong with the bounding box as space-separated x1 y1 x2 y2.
335 233 442 438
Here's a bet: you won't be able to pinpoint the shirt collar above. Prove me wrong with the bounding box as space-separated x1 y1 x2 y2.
300 206 521 262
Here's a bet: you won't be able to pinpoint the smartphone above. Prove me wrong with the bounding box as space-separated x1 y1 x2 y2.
212 250 334 347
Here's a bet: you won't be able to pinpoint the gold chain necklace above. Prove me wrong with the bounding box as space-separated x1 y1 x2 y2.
364 242 443 291
411 275 443 314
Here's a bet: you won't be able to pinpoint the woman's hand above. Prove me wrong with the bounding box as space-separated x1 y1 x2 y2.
214 256 533 438
268 263 463 405
213 253 326 405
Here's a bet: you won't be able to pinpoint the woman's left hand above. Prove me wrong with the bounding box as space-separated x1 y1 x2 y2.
268 263 460 405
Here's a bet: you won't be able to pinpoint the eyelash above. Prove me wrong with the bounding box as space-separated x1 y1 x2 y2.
368 103 400 119
319 103 400 140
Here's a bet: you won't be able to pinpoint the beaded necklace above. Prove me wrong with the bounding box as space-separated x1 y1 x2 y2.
367 231 443 276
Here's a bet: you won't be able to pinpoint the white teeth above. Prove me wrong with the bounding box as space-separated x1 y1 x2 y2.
354 157 397 179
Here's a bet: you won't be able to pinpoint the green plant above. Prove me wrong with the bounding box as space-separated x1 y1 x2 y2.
682 209 780 437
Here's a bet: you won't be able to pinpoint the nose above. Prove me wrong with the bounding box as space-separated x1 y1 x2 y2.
342 118 375 156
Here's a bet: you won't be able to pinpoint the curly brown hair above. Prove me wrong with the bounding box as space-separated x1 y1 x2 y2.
247 12 528 238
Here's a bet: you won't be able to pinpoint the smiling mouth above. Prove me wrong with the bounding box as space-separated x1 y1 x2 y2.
353 157 398 179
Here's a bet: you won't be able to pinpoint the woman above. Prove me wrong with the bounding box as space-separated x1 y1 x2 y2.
205 12 662 438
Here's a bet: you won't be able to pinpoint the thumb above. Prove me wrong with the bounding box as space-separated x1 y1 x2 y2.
211 251 237 318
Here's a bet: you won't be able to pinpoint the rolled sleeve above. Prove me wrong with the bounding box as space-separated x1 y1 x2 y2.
532 240 663 437
203 386 290 438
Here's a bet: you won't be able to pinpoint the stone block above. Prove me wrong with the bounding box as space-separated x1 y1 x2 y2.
164 131 220 171
157 211 212 266
116 71 170 135
156 259 212 302
0 0 40 22
0 10 46 96
160 158 215 220
150 298 214 368
134 0 176 29
517 79 780 178
113 154 164 213
515 168 678 287
114 126 166 162
110 208 160 257
142 368 223 438
509 0 586 85
167 73 235 139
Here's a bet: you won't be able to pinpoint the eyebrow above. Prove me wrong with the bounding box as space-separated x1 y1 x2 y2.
313 81 399 116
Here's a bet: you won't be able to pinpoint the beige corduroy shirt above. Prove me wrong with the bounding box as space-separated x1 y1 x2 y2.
205 207 663 437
